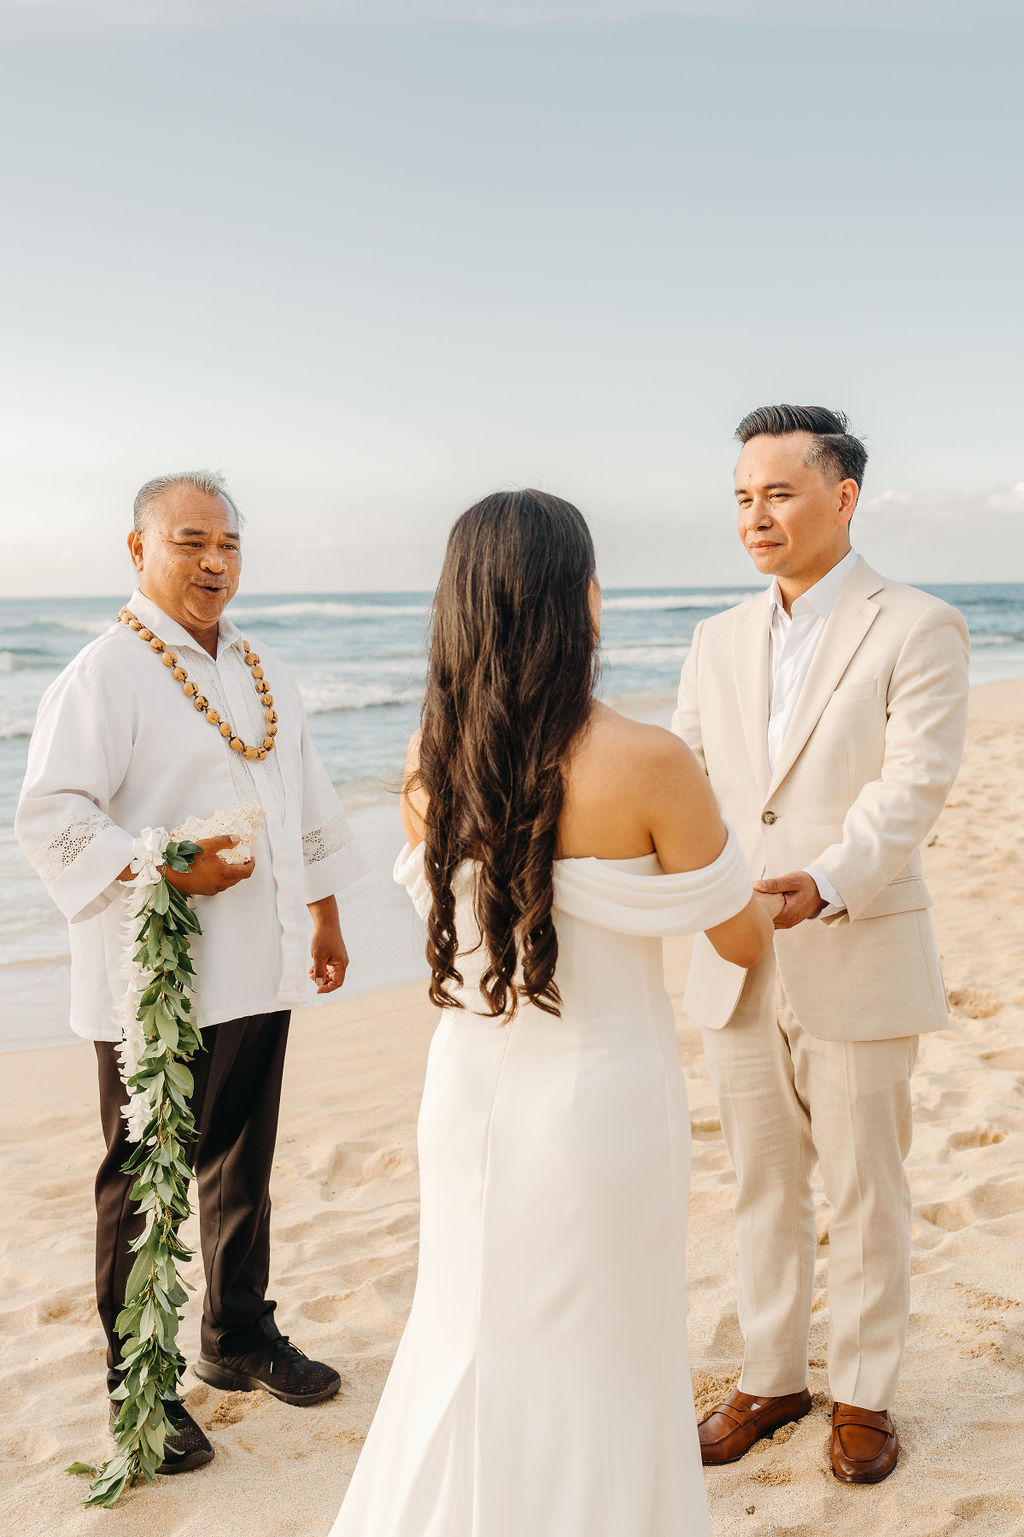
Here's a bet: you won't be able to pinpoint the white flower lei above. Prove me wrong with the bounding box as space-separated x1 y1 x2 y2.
114 800 266 1142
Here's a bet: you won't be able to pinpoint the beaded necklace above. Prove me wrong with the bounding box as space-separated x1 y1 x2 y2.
118 606 278 761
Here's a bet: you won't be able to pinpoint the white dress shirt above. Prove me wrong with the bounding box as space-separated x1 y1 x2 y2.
16 589 369 1041
768 547 860 913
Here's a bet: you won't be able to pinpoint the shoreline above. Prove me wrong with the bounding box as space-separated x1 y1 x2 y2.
4 675 1019 1054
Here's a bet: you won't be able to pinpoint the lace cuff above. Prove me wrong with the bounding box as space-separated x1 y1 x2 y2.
302 808 356 865
27 805 135 923
30 806 115 888
302 807 369 902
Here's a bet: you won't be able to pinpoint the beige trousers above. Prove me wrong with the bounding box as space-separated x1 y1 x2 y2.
701 951 919 1411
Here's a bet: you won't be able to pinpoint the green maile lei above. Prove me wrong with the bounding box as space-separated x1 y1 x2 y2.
68 836 206 1508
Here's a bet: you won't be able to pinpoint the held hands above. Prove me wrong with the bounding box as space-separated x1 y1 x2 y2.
308 895 350 994
753 872 826 930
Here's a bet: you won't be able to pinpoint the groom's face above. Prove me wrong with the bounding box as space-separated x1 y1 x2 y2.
734 431 853 583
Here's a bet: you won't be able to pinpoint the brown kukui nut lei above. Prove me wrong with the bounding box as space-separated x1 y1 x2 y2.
118 608 279 759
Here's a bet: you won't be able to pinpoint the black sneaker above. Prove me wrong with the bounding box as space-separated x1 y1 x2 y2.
108 1399 214 1474
193 1333 341 1406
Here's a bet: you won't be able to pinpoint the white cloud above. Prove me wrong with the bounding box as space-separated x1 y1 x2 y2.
2 0 1020 34
861 483 1024 522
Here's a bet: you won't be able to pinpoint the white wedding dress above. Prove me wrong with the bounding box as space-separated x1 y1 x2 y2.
329 832 750 1537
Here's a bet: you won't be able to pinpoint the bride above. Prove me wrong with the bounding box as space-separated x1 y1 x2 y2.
329 490 779 1536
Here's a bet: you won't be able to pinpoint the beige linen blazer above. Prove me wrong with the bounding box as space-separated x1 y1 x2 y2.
672 558 969 1041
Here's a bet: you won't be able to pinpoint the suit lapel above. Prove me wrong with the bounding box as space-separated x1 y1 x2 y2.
766 559 884 798
732 589 773 800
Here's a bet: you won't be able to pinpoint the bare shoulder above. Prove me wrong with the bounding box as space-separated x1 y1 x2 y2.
574 703 705 790
404 727 423 773
561 703 723 864
401 729 427 845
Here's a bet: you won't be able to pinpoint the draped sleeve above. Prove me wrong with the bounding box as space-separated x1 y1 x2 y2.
394 829 752 939
393 840 434 922
552 828 752 938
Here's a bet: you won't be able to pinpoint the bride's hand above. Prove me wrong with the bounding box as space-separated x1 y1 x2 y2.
754 888 786 922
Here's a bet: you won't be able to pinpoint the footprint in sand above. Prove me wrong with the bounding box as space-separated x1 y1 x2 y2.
947 987 1004 1019
950 1493 1024 1533
205 1390 263 1428
28 1180 81 1203
38 1291 95 1326
948 1126 1008 1150
978 1048 1024 1073
918 1198 975 1233
361 1147 415 1182
954 1282 1023 1312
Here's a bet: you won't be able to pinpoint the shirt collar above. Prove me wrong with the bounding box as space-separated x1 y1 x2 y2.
128 588 246 658
769 547 859 622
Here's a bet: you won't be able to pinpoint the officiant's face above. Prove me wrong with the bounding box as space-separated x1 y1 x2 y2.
129 487 242 634
734 431 855 585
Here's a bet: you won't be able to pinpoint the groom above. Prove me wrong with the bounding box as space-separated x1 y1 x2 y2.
673 405 969 1482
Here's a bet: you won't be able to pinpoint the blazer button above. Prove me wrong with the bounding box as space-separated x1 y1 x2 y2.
761 810 777 825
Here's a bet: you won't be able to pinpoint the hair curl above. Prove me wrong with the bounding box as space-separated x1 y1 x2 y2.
417 489 598 1021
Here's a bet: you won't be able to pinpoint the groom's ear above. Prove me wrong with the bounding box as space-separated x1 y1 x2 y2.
837 479 859 525
127 529 144 572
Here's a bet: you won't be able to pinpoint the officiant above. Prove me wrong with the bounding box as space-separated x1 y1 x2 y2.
16 469 368 1474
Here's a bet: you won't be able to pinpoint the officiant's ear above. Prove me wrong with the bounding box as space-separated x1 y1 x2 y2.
127 529 144 572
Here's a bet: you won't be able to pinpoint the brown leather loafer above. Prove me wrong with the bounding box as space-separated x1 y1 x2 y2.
831 1403 899 1483
698 1387 812 1465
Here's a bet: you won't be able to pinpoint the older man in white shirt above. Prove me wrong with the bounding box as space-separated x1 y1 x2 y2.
17 470 368 1473
673 406 968 1485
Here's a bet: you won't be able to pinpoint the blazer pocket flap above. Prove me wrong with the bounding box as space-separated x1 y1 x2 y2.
833 677 879 699
856 877 932 921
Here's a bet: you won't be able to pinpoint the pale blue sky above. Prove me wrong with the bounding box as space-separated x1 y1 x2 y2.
1 0 1021 593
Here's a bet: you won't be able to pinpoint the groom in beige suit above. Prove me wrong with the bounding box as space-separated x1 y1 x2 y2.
673 405 969 1483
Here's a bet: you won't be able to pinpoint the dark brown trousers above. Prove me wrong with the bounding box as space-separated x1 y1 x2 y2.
94 1010 290 1393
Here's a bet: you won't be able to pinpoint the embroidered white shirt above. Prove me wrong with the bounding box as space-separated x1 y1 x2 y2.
767 547 860 914
16 589 369 1041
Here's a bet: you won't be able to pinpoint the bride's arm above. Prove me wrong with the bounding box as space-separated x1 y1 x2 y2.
645 731 780 969
400 731 429 848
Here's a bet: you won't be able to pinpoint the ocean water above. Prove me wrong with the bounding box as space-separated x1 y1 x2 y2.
2 583 1022 1050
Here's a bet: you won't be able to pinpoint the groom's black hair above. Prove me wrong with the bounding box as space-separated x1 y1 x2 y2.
735 404 868 490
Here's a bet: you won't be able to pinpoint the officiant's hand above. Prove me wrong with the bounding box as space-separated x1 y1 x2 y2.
308 896 350 993
164 836 256 897
754 872 826 929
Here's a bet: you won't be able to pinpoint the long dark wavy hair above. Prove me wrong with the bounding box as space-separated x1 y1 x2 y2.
416 489 599 1021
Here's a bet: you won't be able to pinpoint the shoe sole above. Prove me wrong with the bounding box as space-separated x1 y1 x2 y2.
832 1457 898 1484
158 1446 215 1475
701 1400 814 1466
193 1357 341 1407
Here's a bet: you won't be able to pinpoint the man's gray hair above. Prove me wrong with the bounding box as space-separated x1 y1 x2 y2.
133 469 244 533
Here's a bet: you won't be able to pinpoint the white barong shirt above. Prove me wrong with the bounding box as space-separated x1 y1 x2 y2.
16 589 369 1041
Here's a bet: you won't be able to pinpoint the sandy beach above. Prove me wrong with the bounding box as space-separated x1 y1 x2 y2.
1 678 1022 1537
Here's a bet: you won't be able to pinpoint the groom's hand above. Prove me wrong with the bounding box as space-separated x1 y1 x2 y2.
754 872 826 929
308 895 350 994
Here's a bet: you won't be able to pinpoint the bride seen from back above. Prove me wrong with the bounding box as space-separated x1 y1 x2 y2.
328 488 778 1537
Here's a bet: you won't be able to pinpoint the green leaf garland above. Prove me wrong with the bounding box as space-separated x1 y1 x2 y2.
76 839 206 1508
